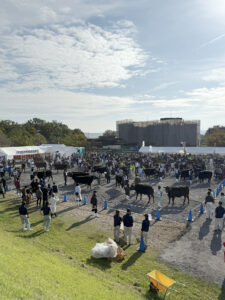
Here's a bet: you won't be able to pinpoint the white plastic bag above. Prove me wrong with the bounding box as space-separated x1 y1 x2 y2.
148 213 152 221
120 221 124 231
91 238 118 258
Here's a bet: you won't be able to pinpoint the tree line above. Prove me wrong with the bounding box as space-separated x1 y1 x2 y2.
202 126 225 147
0 119 224 147
0 118 87 147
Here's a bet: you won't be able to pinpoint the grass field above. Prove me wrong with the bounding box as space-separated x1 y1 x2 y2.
0 193 224 300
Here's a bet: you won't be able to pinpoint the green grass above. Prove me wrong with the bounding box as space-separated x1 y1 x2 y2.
0 193 224 300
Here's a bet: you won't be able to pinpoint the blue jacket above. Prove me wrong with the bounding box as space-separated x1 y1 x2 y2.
19 205 28 215
141 219 150 232
114 214 122 227
215 206 225 218
123 213 133 227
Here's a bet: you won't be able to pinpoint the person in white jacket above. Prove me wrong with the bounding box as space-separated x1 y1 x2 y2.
49 193 58 217
75 183 82 203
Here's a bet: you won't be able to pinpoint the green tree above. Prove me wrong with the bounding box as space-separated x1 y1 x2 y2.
0 129 11 146
205 130 225 146
62 133 87 147
103 130 116 137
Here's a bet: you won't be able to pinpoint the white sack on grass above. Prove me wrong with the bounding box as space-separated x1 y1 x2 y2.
91 238 118 258
120 221 124 231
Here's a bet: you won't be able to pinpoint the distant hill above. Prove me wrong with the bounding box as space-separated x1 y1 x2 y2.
84 132 102 139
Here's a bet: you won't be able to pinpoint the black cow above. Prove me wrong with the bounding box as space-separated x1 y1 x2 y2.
92 166 107 174
198 171 212 183
69 172 89 181
54 163 69 170
180 170 190 181
193 168 202 178
35 162 47 170
74 175 97 189
164 186 189 205
35 170 53 181
130 183 154 204
115 175 124 188
144 168 157 179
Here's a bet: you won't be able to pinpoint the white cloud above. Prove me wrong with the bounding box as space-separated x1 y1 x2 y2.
0 1 122 31
202 68 225 83
0 22 149 91
0 89 135 131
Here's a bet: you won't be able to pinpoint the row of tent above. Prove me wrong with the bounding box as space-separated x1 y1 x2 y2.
139 146 225 154
0 144 85 160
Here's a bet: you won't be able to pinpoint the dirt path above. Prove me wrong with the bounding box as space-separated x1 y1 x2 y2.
8 166 225 288
159 214 225 288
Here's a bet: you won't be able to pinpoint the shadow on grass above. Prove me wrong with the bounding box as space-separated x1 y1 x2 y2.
144 289 161 299
86 256 112 270
16 229 45 238
30 219 43 227
121 251 144 270
66 215 94 231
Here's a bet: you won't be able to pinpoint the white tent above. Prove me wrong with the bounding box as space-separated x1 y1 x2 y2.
41 144 78 157
0 146 46 159
139 146 153 153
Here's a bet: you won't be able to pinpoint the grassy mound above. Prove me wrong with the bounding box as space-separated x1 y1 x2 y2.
0 193 224 299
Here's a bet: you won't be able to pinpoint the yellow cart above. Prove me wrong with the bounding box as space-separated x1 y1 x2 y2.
147 270 176 299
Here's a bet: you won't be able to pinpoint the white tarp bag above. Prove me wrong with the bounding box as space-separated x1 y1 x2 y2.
120 221 124 231
91 238 118 259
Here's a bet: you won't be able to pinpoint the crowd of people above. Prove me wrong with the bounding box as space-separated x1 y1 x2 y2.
0 150 224 248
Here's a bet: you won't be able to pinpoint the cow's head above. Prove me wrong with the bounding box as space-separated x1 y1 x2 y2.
130 183 135 190
163 186 169 193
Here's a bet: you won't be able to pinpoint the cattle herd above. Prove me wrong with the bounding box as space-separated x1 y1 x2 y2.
1 151 225 209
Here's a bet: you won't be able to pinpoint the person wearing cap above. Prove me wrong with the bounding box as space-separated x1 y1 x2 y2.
208 188 215 199
90 190 98 217
41 201 51 231
123 209 133 245
19 201 32 231
214 201 225 232
141 214 150 249
114 210 122 243
205 191 215 219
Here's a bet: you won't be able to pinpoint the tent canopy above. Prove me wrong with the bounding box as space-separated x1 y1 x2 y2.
0 146 45 159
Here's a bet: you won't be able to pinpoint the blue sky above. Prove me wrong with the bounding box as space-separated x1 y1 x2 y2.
0 0 225 132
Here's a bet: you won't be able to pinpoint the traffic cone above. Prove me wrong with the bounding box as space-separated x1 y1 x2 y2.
104 200 107 209
63 193 67 202
6 184 9 191
187 209 193 221
156 208 160 221
83 196 87 205
138 235 145 252
200 203 204 214
219 184 222 191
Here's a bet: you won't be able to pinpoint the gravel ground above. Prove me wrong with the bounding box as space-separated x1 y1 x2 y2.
7 166 225 288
